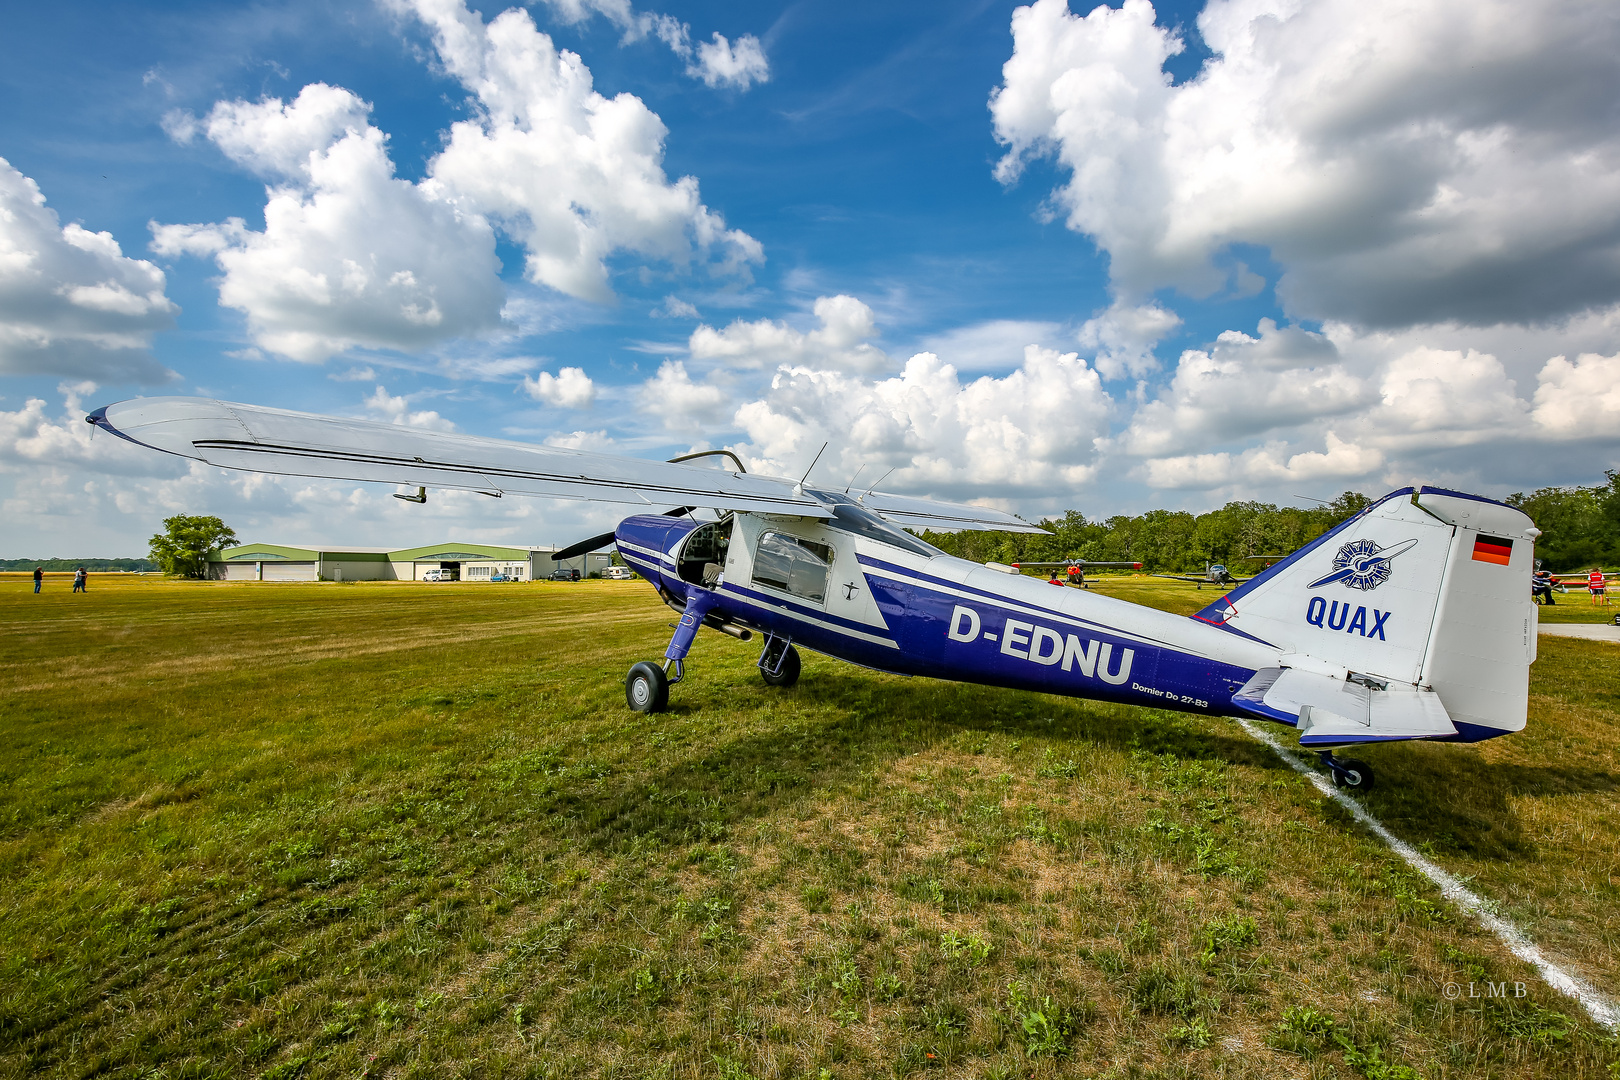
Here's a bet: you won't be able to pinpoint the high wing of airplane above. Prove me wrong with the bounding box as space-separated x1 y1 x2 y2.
90 396 1544 794
87 397 1041 532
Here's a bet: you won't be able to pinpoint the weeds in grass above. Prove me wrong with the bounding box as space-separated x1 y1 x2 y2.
1006 980 1070 1057
1168 1014 1213 1048
938 929 991 965
1199 913 1257 966
1483 999 1578 1045
1333 1031 1423 1080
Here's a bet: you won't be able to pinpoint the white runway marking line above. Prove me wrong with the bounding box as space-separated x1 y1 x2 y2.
1236 719 1620 1032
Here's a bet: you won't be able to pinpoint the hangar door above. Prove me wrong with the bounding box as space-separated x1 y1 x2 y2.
261 561 317 581
223 562 259 581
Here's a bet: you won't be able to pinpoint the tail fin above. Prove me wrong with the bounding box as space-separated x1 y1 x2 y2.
1206 488 1537 744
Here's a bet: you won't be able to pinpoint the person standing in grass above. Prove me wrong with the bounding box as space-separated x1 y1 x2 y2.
1589 567 1608 606
1532 566 1555 605
72 567 86 594
33 566 42 594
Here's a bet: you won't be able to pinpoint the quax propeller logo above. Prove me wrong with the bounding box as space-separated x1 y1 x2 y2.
1307 538 1418 592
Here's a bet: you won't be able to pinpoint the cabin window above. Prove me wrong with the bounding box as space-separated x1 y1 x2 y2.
751 531 832 603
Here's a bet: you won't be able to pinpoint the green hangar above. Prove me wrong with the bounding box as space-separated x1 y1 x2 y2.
207 542 614 582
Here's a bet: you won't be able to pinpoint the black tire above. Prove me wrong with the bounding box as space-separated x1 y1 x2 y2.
625 661 669 713
760 644 801 688
1333 758 1375 791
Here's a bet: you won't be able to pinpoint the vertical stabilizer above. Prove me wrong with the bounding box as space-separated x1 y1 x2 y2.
1202 488 1537 741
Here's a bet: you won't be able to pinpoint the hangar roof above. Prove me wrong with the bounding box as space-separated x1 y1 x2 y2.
214 542 560 562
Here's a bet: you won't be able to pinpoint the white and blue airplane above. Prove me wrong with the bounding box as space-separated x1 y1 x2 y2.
89 397 1543 792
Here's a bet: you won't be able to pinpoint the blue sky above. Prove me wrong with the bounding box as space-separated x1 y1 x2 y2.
4 0 1619 556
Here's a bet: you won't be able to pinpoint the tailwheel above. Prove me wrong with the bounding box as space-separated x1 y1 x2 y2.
1330 757 1375 791
759 638 800 688
625 661 670 713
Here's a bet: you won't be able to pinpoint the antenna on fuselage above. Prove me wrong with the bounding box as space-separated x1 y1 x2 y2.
844 464 866 493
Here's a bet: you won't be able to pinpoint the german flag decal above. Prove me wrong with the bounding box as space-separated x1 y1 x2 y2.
1472 534 1513 566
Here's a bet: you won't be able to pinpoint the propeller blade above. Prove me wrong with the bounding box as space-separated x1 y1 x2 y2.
553 506 693 561
551 530 618 561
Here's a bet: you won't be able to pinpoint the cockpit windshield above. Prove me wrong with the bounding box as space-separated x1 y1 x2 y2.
806 490 942 558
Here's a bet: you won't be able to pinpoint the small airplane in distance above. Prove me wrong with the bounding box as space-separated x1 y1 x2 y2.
88 396 1543 793
1154 555 1292 589
1153 562 1246 588
1007 558 1143 588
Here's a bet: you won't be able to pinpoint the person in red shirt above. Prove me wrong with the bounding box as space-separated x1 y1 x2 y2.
1588 568 1607 605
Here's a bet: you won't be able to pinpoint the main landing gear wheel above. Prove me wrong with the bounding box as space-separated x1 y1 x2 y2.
760 644 800 688
1332 758 1375 791
625 661 669 713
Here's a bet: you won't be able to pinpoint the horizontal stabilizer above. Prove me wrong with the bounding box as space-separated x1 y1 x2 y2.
1233 666 1457 747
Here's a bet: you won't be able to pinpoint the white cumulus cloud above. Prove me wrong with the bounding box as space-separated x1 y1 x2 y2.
1076 298 1183 380
151 83 504 362
1531 352 1620 439
0 159 177 382
523 366 596 408
1122 344 1367 457
532 0 769 90
363 385 457 431
688 295 889 374
991 0 1620 328
689 33 770 90
401 0 763 303
154 1 762 362
732 345 1112 495
1140 433 1386 490
640 359 732 430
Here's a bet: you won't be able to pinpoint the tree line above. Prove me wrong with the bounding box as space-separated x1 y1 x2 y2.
0 558 157 572
918 491 1374 572
1504 472 1620 572
920 481 1619 574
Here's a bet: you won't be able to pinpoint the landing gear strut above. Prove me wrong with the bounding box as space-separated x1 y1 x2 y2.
625 590 717 713
758 634 800 687
1318 751 1375 791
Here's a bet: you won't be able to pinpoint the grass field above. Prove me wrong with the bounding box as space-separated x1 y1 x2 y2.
2 574 1617 1079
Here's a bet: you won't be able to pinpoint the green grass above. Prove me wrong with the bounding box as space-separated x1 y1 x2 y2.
1 576 1618 1079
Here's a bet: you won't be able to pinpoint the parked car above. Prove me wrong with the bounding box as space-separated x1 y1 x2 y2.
549 568 580 581
602 565 635 580
422 569 455 582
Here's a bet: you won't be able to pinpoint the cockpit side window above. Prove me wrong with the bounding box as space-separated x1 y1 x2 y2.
751 531 832 603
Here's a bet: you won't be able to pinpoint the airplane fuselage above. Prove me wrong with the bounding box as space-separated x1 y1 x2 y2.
615 510 1284 722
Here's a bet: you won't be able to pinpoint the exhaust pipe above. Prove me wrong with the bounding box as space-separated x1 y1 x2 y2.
662 590 753 641
704 614 753 641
